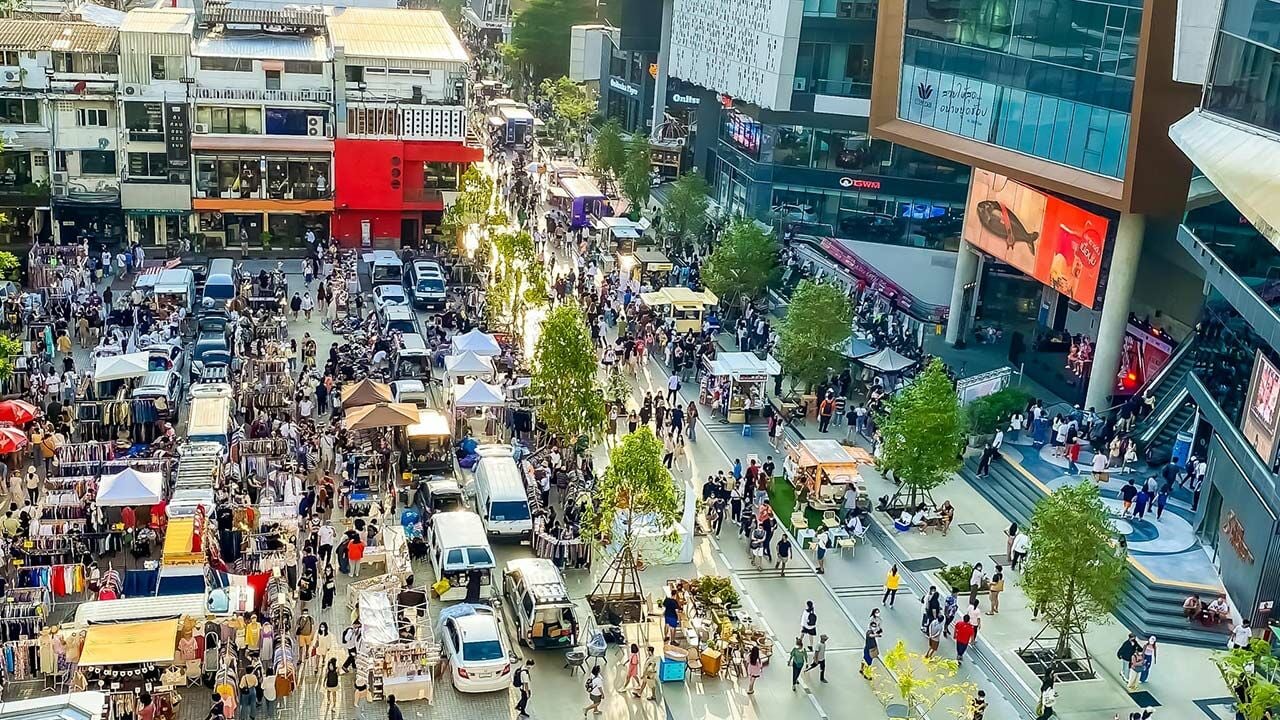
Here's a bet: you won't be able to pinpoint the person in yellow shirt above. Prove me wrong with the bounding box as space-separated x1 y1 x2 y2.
55 331 72 357
882 565 901 607
244 614 261 651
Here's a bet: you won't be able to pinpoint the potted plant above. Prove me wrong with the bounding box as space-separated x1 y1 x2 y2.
936 562 988 595
259 230 273 249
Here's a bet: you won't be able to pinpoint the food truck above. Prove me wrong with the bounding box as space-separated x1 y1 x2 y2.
558 176 607 229
618 249 673 284
492 104 535 147
403 409 452 475
639 287 718 335
700 352 782 423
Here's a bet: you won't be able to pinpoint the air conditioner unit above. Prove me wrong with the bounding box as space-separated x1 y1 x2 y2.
674 137 686 147
52 185 68 197
306 115 323 136
123 84 139 96
2 71 15 82
167 171 185 184
793 77 808 91
51 171 68 185
193 123 209 133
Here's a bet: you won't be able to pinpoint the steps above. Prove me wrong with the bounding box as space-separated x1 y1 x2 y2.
960 457 1229 648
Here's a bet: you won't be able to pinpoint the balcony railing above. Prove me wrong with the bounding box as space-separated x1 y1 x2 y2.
0 181 49 201
403 187 444 204
196 184 332 201
194 87 333 104
127 128 165 142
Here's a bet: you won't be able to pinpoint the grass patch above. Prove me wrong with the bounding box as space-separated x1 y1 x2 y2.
766 478 824 532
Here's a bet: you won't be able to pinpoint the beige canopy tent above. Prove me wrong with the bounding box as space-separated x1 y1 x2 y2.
341 379 394 408
346 402 421 430
79 618 179 666
786 438 873 511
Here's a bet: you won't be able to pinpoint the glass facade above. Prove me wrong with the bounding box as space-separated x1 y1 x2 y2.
1204 0 1280 135
899 0 1142 177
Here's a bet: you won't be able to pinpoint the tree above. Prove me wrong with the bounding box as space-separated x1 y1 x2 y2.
663 172 710 252
867 640 976 719
582 427 681 551
1217 639 1280 720
875 359 965 508
509 0 595 82
485 227 547 331
441 166 494 241
702 218 779 312
0 251 19 282
620 133 652 216
540 76 596 155
529 303 605 447
590 119 626 190
775 280 852 391
0 334 21 381
1021 481 1127 664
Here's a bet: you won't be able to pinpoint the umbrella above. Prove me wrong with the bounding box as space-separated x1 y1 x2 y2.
0 427 28 454
345 402 421 431
859 347 917 374
0 399 39 425
341 379 394 409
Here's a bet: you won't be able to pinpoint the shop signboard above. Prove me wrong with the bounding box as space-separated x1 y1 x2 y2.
1242 351 1280 466
164 103 190 169
961 168 1110 308
609 77 640 98
898 65 998 141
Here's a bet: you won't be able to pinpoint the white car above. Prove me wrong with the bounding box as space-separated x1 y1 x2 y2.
372 284 409 313
441 607 515 693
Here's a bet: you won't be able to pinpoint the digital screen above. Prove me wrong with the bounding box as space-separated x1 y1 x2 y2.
962 168 1111 307
1242 352 1280 466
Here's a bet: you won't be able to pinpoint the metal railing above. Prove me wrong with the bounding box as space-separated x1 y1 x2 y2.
194 87 333 104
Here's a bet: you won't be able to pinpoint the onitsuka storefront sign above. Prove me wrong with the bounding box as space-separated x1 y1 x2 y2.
610 77 640 98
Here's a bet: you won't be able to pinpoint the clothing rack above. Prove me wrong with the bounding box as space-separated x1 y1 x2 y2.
55 442 116 466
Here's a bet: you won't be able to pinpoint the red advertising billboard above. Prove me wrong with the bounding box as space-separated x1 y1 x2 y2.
1242 352 1280 465
962 169 1110 307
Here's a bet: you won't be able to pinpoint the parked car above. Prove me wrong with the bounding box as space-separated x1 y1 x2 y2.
373 284 409 314
440 606 515 693
838 211 902 240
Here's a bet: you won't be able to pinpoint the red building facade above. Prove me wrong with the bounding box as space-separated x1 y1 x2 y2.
332 138 483 248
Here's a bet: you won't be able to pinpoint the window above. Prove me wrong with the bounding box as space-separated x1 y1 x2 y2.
199 57 253 72
265 70 281 90
127 152 168 178
149 55 184 81
285 61 322 74
0 99 39 124
79 150 116 175
195 106 262 134
54 151 67 172
365 67 387 75
0 51 17 66
76 108 108 127
52 53 117 74
345 65 364 83
388 68 411 76
422 162 459 190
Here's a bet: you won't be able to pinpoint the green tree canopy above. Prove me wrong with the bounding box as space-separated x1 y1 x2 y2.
529 302 605 446
701 218 779 310
1217 639 1280 720
441 166 493 238
620 133 652 216
1022 481 1127 660
876 359 965 507
663 172 710 252
509 0 595 82
590 118 626 187
775 280 851 391
582 427 681 548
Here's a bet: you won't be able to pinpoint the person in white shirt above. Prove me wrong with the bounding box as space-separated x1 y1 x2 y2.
1230 620 1252 649
1092 452 1109 483
991 428 1004 450
667 374 680 405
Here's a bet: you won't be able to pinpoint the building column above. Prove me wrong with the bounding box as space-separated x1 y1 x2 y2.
1085 212 1145 411
945 240 981 344
650 0 674 138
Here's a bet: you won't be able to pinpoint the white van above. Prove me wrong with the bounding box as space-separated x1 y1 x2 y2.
428 511 497 602
472 445 532 540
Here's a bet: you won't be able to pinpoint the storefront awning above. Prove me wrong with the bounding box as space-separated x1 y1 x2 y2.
1170 109 1280 249
79 619 178 666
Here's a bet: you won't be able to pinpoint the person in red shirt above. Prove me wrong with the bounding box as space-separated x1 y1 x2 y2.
347 536 365 577
954 615 977 663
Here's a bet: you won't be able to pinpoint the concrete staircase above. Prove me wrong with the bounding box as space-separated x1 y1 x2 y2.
960 457 1229 648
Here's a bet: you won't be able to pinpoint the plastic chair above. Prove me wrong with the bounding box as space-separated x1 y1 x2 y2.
822 510 839 529
791 512 809 531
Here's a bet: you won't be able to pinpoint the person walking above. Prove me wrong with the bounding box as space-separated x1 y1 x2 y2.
1116 633 1140 682
799 601 818 648
925 614 944 659
788 638 808 690
954 615 976 664
860 611 883 679
776 534 792 576
967 562 986 607
745 645 764 694
818 392 835 433
969 690 988 720
638 647 658 701
1036 676 1058 720
1138 636 1157 683
814 528 830 574
237 663 259 720
386 695 404 720
622 643 641 696
806 634 828 683
321 659 340 719
514 661 532 716
582 665 604 716
882 565 901 607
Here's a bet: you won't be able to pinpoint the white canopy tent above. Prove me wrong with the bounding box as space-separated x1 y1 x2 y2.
706 352 782 379
453 380 506 407
96 468 164 506
444 351 495 382
94 352 151 382
450 328 501 357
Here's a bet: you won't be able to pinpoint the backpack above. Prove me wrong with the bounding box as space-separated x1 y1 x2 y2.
807 611 817 628
514 669 524 688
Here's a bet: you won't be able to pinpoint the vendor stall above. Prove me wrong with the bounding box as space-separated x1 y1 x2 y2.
640 288 718 335
79 618 178 667
95 469 164 508
783 438 872 512
450 328 501 357
661 577 772 680
444 351 495 384
402 409 451 476
363 525 412 580
341 378 394 409
619 249 673 284
700 352 781 423
451 380 507 440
